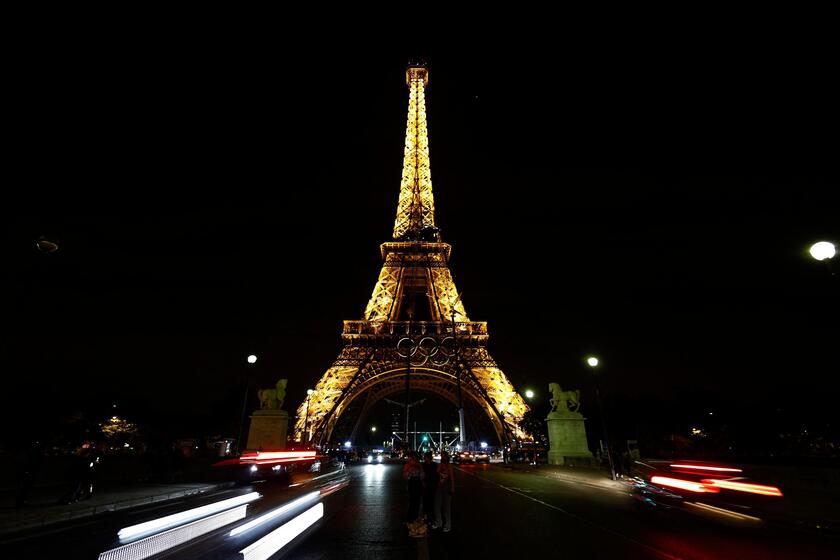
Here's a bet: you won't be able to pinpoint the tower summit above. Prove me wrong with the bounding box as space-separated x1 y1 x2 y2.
393 62 435 240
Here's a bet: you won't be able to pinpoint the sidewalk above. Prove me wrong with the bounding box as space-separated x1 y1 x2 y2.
0 480 234 536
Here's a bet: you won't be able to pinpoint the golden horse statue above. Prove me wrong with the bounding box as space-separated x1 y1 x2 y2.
549 383 580 413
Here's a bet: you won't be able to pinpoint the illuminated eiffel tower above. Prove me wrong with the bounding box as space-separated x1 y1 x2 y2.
293 63 529 446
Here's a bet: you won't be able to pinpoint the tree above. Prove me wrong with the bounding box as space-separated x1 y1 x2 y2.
99 415 139 453
520 409 547 444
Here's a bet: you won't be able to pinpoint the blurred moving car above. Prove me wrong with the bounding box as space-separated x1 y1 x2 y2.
628 460 784 525
213 450 322 484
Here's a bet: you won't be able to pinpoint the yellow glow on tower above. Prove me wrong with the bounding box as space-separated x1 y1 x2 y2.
393 65 435 239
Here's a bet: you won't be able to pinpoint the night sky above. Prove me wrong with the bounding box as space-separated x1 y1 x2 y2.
4 37 838 450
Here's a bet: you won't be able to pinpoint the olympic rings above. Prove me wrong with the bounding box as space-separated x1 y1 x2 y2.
396 336 458 366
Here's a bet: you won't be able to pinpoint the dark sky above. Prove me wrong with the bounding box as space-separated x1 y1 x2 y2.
3 34 838 445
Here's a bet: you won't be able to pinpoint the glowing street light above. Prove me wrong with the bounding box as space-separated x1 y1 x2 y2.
524 389 535 399
371 426 377 432
586 356 599 368
809 241 836 261
344 441 351 448
454 427 459 432
480 442 488 449
247 354 258 364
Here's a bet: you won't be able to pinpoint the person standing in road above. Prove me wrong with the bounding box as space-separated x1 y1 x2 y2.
421 451 439 524
403 452 424 523
434 450 455 532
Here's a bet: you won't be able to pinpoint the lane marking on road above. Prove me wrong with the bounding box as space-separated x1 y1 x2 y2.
457 467 683 560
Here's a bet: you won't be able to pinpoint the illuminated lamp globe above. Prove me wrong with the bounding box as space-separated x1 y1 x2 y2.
307 389 314 396
809 241 836 261
247 354 257 364
524 389 534 399
586 356 600 368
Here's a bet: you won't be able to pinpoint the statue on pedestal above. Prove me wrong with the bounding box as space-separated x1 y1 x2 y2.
549 383 580 415
257 379 288 411
546 382 593 466
247 379 290 451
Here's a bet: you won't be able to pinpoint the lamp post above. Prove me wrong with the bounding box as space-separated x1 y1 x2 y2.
304 389 314 446
524 388 537 465
236 354 258 455
587 356 616 481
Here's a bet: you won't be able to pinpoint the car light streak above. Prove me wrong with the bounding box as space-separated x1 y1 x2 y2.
239 502 324 560
117 492 261 541
702 479 783 496
100 505 247 560
229 491 319 537
670 464 742 473
687 501 762 522
239 451 317 461
650 476 719 493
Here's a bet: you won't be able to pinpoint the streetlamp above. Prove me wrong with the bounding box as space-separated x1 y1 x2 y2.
810 241 836 277
303 389 314 445
236 354 258 455
586 355 616 481
809 241 836 261
371 426 377 432
523 388 537 464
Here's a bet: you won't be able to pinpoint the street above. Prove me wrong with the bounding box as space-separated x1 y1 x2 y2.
2 463 837 559
292 463 837 559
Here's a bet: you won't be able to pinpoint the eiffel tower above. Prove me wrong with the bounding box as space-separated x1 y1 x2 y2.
293 63 529 447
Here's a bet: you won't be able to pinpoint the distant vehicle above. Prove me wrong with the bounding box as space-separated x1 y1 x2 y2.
366 451 385 464
454 451 488 464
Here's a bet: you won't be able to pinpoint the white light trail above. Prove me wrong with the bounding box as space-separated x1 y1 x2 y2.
229 491 319 537
687 501 762 522
99 505 247 560
117 492 260 542
239 502 324 560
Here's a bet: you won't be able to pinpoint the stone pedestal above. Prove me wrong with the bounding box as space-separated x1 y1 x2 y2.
546 411 595 466
245 410 289 451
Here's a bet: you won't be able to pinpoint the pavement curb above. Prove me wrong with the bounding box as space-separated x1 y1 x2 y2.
0 481 236 537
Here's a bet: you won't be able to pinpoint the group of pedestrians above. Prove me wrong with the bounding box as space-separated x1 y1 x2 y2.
403 450 455 536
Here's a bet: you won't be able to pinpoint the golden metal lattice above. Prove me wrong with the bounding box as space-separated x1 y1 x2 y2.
392 65 435 239
292 64 528 446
